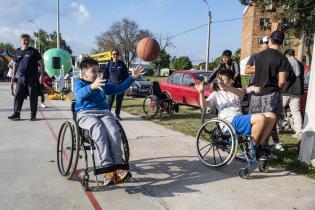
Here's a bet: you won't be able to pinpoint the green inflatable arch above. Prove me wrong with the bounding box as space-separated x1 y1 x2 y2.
43 48 72 77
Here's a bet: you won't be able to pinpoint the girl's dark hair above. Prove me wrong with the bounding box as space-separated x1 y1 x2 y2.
222 50 232 57
79 57 99 70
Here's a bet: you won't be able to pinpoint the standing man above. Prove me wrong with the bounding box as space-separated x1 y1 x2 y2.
245 36 269 86
249 31 291 155
282 49 304 139
104 49 129 120
8 34 45 121
208 50 242 88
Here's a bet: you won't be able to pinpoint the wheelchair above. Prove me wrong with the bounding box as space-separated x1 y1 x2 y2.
143 81 178 118
196 113 270 179
56 101 130 190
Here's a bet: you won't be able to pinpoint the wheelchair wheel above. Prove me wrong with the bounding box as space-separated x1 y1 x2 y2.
143 95 160 118
57 119 80 179
196 118 238 168
115 120 130 163
238 168 250 179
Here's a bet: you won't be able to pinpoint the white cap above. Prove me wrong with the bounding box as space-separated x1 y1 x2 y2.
261 36 269 43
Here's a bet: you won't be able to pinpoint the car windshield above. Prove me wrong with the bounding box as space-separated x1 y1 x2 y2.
194 72 213 85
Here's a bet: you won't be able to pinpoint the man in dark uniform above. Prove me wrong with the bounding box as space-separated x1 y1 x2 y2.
104 49 129 120
8 34 45 121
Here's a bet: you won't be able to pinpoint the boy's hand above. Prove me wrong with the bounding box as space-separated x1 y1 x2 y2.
131 65 145 79
252 86 261 94
91 74 106 90
195 80 204 94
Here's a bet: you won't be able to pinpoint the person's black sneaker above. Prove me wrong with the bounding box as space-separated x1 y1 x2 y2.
30 114 36 121
262 146 278 160
8 113 20 121
115 115 122 121
256 149 268 161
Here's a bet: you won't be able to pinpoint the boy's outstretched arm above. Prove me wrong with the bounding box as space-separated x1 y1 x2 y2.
104 65 144 95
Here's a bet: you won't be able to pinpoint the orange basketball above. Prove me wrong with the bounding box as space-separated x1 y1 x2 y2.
136 37 160 62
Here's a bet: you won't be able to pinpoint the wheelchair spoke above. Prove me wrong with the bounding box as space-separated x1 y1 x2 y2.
202 144 213 158
213 145 217 165
215 146 223 162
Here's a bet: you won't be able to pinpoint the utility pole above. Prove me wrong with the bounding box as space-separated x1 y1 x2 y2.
202 0 211 71
57 0 60 48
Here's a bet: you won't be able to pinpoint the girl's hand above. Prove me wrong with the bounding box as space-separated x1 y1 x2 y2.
132 65 145 79
195 80 204 94
91 74 106 90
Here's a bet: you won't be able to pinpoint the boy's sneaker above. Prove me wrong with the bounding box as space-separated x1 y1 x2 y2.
40 103 47 108
275 143 285 151
8 113 20 121
115 169 132 184
30 114 36 121
255 148 268 161
262 146 278 160
101 172 116 187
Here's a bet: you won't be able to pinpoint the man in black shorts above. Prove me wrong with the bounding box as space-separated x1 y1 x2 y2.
249 31 291 155
8 34 45 121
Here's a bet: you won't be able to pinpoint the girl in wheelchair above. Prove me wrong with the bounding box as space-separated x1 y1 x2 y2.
74 58 144 187
196 69 277 160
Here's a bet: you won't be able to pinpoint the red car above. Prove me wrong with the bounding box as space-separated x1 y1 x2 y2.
159 70 213 107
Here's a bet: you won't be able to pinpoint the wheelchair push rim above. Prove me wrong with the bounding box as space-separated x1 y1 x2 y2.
57 119 80 179
196 118 238 168
115 120 130 163
143 95 160 118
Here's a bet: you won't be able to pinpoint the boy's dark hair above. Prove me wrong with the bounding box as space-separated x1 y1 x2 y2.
20 34 30 39
284 48 295 56
212 69 234 91
51 76 56 80
218 69 234 79
222 50 232 57
79 57 99 70
269 30 284 45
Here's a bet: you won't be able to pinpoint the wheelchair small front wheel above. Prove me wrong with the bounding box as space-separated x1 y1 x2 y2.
143 95 160 118
258 162 269 173
57 120 80 179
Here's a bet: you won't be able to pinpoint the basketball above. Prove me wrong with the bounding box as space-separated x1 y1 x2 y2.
136 37 160 62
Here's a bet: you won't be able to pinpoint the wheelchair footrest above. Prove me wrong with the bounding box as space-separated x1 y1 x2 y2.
93 164 129 175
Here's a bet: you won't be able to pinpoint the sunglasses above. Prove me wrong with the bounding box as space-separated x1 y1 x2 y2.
112 53 119 56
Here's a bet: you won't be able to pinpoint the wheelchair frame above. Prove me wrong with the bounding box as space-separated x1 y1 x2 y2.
196 118 269 179
56 101 130 190
143 81 176 118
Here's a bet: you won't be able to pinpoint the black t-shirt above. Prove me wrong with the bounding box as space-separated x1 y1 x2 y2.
13 47 42 78
246 54 256 86
253 48 290 95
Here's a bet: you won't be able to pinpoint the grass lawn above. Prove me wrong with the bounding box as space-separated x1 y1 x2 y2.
121 74 315 179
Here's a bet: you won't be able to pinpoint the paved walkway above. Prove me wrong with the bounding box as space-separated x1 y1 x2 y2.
0 82 314 210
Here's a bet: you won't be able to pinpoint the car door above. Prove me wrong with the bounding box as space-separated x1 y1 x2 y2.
181 73 199 106
168 72 183 103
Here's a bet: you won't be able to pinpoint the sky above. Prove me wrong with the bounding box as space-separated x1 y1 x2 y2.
0 0 246 64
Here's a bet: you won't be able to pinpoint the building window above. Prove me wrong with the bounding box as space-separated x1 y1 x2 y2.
260 18 271 30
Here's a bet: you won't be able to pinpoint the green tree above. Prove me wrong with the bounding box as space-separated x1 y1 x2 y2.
33 29 72 55
95 18 152 68
150 49 171 73
171 56 192 70
239 0 315 63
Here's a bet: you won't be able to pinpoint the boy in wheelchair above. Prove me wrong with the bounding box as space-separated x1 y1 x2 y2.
196 69 277 160
74 58 144 186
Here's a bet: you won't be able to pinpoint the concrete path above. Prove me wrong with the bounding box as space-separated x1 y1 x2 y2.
0 82 314 210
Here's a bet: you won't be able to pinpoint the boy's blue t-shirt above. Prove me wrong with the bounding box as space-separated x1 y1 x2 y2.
74 76 134 113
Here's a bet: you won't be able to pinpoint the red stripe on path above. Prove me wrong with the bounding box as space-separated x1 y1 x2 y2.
39 110 103 210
